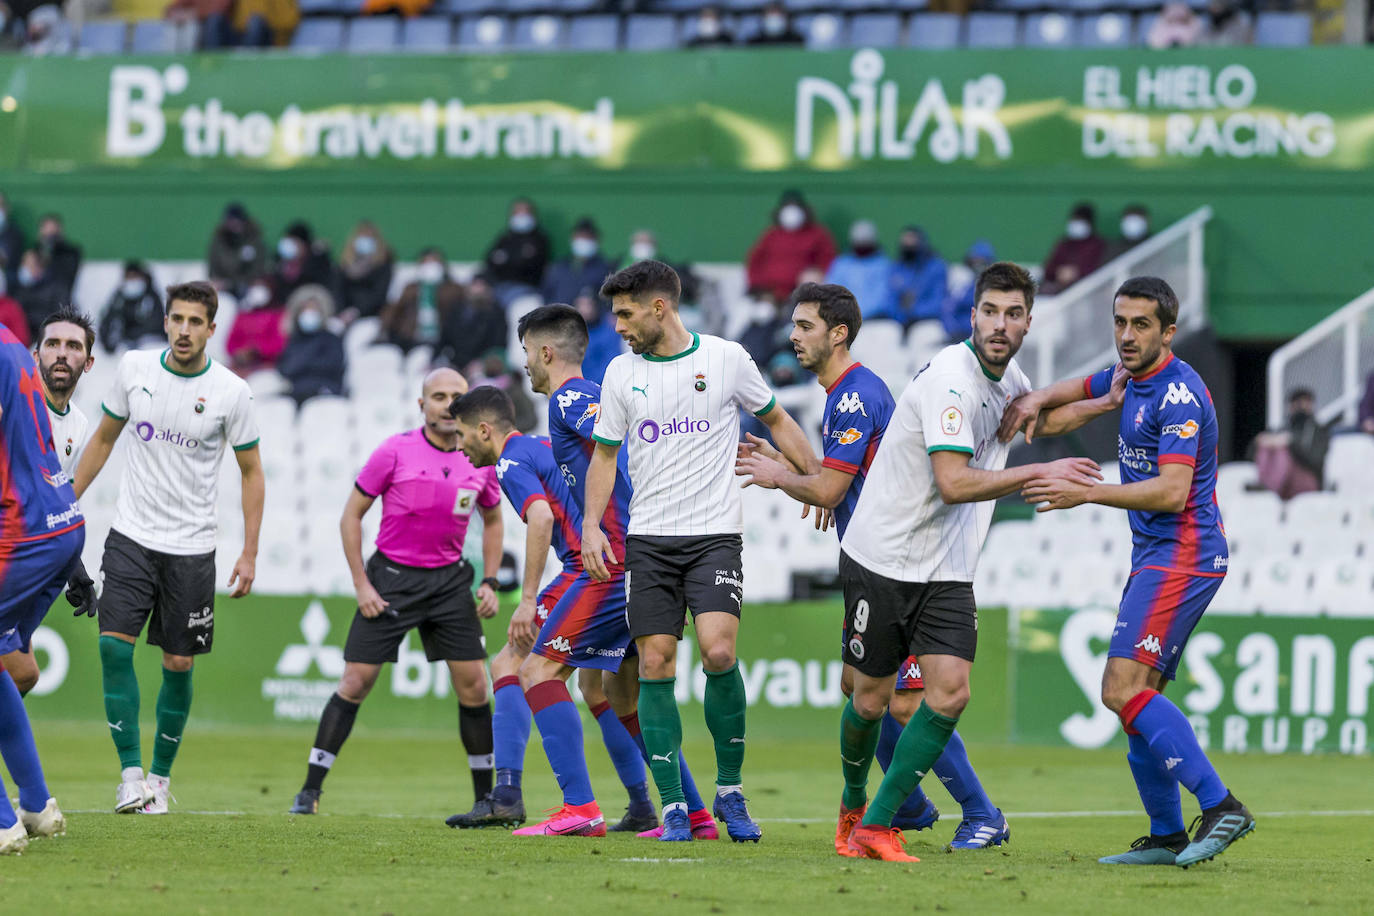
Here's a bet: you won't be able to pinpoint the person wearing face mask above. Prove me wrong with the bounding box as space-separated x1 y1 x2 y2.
747 0 802 45
381 248 464 354
1203 0 1253 45
940 240 995 342
278 285 347 406
13 249 64 340
824 221 894 320
1105 205 1152 262
874 225 948 330
1039 202 1107 295
0 192 24 290
541 218 616 309
34 214 80 297
207 202 267 298
97 261 164 355
1252 388 1333 500
225 274 288 376
338 221 394 323
271 220 335 302
484 198 550 304
626 229 701 305
686 5 733 47
746 190 837 304
435 273 508 379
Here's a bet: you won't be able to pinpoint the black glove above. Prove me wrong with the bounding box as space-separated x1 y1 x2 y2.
66 560 97 618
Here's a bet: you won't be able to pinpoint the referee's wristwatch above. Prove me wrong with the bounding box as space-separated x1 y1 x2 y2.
479 576 499 592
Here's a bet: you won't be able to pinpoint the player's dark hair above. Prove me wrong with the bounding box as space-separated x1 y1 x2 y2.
451 385 517 430
165 281 219 322
1114 276 1179 328
517 304 589 361
38 307 96 356
599 259 681 307
974 261 1036 311
791 282 861 348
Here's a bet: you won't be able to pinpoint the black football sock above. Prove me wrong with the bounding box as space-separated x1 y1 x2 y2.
303 694 360 792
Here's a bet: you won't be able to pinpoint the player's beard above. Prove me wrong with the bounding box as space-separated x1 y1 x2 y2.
169 337 207 369
1119 338 1162 374
626 323 663 356
971 325 1018 368
796 339 830 374
40 358 77 396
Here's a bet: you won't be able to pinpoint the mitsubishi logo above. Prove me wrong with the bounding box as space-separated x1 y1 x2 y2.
275 601 345 678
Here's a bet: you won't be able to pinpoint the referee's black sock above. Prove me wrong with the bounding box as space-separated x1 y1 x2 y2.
303 693 361 792
459 702 495 802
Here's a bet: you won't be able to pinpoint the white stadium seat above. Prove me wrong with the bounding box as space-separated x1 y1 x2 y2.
1207 562 1253 615
1325 434 1374 493
1311 557 1374 617
1249 556 1316 616
1214 460 1258 506
1283 490 1347 529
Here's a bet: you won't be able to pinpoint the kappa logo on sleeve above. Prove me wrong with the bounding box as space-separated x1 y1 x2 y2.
1161 382 1199 408
941 406 963 436
556 388 590 416
495 458 518 479
835 392 867 416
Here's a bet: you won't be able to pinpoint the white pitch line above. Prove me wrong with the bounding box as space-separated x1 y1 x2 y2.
617 857 701 863
65 809 1374 820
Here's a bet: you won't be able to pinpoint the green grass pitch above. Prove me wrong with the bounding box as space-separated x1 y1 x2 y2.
4 721 1372 914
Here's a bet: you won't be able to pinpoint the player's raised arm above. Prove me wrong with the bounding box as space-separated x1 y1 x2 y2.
340 487 388 618
228 444 263 598
736 447 852 509
580 441 620 580
476 501 503 618
998 373 1100 444
73 411 125 499
756 401 820 477
1024 461 1192 515
510 499 555 651
930 449 1102 505
1033 364 1129 439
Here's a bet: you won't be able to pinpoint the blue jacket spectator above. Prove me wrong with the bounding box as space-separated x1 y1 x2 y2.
541 217 615 310
278 284 347 406
941 240 995 341
824 220 892 318
878 226 947 328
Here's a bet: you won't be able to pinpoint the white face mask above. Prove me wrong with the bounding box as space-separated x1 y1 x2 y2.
1066 219 1092 240
417 261 445 285
763 13 787 35
244 285 272 309
631 242 656 262
17 266 36 287
278 237 301 260
121 278 146 299
297 310 324 333
778 205 806 231
1121 214 1149 241
353 235 377 257
509 212 536 233
571 237 599 259
698 16 719 37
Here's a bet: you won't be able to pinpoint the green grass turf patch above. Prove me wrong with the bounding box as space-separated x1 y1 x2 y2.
3 723 1371 914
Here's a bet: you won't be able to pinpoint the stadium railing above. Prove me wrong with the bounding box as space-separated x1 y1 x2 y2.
1265 284 1374 431
1015 204 1212 388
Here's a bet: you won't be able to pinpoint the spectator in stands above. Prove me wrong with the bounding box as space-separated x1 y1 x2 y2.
272 220 334 301
207 201 267 298
627 228 700 304
746 190 836 303
0 192 23 289
1039 202 1106 295
97 261 164 354
438 273 507 377
484 197 549 305
467 352 538 433
166 0 267 48
226 278 288 375
0 273 29 345
380 247 461 353
0 5 20 51
35 213 80 296
360 0 431 17
686 5 733 47
1360 370 1374 434
940 239 995 342
1148 2 1203 48
1204 0 1253 45
337 220 393 323
278 284 347 406
13 249 63 339
21 4 70 55
1105 204 1152 262
542 217 615 307
738 291 790 370
1254 388 1332 499
878 225 948 329
748 1 803 45
823 220 892 319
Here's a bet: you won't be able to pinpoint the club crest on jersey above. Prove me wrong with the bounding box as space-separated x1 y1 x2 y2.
64 438 73 456
835 427 863 445
194 397 206 414
694 372 707 392
1134 405 1145 427
941 406 963 435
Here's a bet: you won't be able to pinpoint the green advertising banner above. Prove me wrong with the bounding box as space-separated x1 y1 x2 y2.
0 48 1368 176
21 596 1008 743
1013 607 1374 756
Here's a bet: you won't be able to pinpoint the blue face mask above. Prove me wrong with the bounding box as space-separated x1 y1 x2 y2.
297 310 324 333
353 235 377 257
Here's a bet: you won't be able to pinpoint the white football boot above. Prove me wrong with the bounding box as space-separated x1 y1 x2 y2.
116 769 153 814
20 798 65 837
0 819 28 855
140 774 173 815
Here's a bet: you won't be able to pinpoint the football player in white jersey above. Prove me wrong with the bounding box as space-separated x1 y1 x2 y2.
75 281 264 816
831 263 1108 861
582 260 818 842
0 308 99 695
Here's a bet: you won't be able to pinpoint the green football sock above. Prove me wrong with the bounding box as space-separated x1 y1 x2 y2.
862 700 958 827
150 667 193 778
703 662 747 788
638 677 685 808
99 635 142 771
839 697 882 810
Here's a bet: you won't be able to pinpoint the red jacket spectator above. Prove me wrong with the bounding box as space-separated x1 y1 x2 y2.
0 293 30 346
746 192 836 303
226 302 287 375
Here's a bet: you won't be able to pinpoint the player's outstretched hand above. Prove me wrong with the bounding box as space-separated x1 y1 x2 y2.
801 503 834 532
476 583 499 619
1039 456 1103 486
998 390 1047 445
66 560 98 617
227 553 255 598
1108 363 1129 406
739 432 782 463
581 525 617 582
508 596 538 652
356 580 390 619
735 451 786 489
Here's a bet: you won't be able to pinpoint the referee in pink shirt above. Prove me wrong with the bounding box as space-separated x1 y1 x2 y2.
289 368 504 816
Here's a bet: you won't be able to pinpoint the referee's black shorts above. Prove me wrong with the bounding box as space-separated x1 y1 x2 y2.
624 534 743 641
343 551 485 664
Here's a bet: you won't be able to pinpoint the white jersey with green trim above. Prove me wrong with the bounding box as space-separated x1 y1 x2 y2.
592 332 775 537
101 348 259 555
840 340 1031 583
47 400 89 476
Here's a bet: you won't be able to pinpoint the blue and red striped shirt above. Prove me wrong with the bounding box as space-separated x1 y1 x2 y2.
821 362 895 540
496 432 583 574
1085 353 1228 576
548 377 633 560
